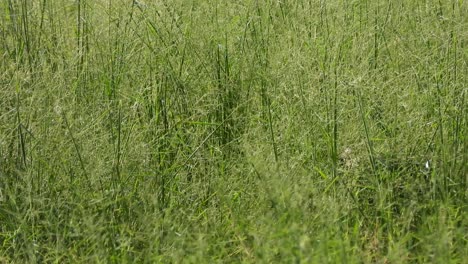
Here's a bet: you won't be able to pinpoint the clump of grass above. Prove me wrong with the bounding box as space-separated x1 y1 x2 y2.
0 0 466 262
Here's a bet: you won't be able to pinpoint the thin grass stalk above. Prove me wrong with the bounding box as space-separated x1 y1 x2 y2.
62 111 89 187
356 88 377 177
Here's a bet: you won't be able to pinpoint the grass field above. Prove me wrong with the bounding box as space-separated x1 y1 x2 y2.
0 0 466 262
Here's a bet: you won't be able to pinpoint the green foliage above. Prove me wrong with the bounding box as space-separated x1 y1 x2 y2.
0 0 466 262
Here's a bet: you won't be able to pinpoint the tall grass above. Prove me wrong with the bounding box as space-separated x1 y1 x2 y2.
0 0 466 262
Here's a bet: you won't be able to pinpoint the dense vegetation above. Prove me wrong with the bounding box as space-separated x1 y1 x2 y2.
0 0 466 262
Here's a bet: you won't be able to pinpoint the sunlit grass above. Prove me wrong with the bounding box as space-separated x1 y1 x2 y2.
0 0 466 262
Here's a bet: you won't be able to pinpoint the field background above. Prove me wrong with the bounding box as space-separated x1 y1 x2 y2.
0 0 466 262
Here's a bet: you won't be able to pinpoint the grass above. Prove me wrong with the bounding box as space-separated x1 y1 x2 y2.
0 0 466 262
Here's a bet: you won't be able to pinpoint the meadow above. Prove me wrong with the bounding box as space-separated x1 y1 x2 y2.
0 0 466 262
